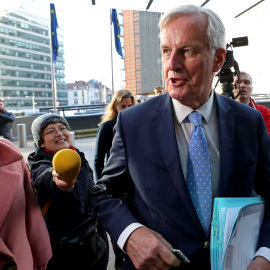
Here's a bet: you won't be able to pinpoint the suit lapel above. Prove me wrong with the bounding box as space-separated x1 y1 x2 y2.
215 94 235 197
154 94 205 233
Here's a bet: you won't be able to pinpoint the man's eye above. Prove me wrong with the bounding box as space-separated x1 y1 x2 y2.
184 49 194 56
59 127 66 131
47 130 54 135
163 49 170 55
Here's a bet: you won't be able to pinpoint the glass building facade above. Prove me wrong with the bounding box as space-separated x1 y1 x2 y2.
123 10 163 95
0 4 67 113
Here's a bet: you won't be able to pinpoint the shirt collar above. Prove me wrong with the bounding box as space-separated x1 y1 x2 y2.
172 90 215 124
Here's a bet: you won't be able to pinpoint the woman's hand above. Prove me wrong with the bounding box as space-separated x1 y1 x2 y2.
52 170 76 192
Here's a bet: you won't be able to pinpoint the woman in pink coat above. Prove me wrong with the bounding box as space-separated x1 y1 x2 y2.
0 138 52 269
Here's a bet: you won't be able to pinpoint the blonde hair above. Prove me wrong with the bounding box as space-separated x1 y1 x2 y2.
100 89 137 124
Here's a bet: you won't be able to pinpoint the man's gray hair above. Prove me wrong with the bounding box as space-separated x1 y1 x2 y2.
159 5 226 54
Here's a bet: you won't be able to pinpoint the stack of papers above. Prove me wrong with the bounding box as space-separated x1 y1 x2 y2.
211 197 264 270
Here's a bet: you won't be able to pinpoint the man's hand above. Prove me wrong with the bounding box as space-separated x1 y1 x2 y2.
124 226 181 270
247 256 270 270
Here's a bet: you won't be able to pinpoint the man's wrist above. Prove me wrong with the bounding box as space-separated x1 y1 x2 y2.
117 223 144 252
254 247 270 263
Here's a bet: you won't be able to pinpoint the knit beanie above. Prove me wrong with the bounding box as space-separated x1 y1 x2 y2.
31 113 70 148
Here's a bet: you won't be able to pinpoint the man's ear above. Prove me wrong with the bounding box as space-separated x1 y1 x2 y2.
213 48 226 72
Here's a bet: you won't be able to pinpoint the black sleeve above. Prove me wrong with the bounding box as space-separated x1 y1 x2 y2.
94 122 114 181
0 111 15 123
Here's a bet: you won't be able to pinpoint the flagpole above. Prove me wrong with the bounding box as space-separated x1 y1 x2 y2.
110 8 115 95
50 4 58 113
51 57 57 113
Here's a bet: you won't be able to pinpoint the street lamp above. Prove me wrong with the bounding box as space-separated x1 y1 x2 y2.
25 95 36 113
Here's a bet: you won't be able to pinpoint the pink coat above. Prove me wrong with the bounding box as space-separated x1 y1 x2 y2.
0 138 52 269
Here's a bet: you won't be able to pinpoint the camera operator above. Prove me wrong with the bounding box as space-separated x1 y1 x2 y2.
233 71 270 135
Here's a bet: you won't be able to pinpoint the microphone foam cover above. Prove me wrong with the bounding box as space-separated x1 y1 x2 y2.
52 149 81 183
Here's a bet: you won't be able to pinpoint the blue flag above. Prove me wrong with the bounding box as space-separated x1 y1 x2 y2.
111 9 123 58
50 3 58 63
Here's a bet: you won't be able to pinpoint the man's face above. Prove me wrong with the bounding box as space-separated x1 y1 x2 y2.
233 74 253 104
154 89 165 96
0 101 5 112
160 14 225 109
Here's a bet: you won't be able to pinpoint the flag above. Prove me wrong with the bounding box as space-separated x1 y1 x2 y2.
111 9 123 58
50 3 58 63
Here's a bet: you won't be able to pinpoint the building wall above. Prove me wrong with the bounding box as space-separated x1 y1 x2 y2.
123 10 163 96
67 81 109 106
123 10 137 96
0 4 67 113
139 11 163 95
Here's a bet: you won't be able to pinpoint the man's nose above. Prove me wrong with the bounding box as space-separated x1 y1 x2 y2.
168 51 184 71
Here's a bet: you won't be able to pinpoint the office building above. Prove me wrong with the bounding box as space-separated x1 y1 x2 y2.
0 4 67 114
123 9 163 96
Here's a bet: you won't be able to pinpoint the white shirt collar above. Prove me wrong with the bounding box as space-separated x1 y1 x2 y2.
172 90 215 124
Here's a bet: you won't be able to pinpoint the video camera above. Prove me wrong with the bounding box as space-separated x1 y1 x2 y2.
217 36 248 99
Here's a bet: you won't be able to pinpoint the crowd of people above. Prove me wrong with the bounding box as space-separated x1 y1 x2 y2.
1 4 270 270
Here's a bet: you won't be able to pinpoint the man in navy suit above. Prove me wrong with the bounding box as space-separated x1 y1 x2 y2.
94 5 270 270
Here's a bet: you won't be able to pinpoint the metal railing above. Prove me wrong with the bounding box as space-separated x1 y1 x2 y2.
40 104 108 117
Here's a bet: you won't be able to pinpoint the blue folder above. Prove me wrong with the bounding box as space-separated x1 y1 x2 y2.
211 197 264 270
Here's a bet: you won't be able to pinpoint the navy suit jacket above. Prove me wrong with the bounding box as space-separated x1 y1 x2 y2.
94 93 270 269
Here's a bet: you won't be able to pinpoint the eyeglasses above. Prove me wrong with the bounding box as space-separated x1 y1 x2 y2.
44 126 69 136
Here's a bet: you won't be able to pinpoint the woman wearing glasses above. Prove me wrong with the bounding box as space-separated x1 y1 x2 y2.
28 113 108 270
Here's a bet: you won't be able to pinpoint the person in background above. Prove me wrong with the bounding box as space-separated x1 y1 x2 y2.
233 71 270 135
154 86 166 96
94 89 137 181
94 89 137 270
94 4 270 270
0 99 15 141
28 113 108 270
0 138 52 270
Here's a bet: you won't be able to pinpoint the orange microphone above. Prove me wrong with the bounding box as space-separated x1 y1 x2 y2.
52 149 81 183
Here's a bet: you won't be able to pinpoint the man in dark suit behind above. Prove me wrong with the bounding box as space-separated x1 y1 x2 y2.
94 5 270 270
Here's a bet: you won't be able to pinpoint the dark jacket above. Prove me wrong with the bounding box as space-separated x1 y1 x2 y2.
94 119 117 181
0 110 15 141
28 147 108 269
94 93 270 270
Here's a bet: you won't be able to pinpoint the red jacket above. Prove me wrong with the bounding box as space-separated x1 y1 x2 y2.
249 98 270 136
0 138 52 269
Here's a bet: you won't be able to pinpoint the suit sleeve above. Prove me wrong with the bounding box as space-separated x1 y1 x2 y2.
94 114 139 245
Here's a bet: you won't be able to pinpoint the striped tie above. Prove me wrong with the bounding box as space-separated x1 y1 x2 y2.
186 111 212 233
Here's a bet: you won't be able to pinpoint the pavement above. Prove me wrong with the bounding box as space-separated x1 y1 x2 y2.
14 137 116 270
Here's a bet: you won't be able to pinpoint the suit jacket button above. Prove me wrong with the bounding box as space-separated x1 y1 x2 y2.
204 241 210 248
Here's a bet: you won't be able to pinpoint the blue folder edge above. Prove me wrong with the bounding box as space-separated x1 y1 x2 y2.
210 197 264 270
